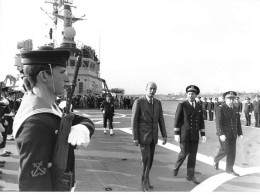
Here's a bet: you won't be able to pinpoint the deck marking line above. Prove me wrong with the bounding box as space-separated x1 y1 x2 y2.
191 166 260 192
119 127 260 192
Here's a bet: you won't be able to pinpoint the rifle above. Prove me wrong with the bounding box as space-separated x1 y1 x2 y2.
52 52 82 191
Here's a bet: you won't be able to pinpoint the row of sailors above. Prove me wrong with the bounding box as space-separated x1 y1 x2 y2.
196 96 257 127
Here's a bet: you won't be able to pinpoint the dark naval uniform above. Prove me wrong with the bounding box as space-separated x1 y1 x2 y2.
244 98 253 126
234 98 243 115
100 100 115 130
13 94 95 191
202 98 208 120
207 98 214 121
196 97 203 106
173 100 205 179
214 100 243 173
253 98 260 127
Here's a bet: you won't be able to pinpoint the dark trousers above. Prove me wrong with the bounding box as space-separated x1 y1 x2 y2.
214 138 236 172
254 112 259 127
175 141 199 171
203 110 207 120
103 116 113 129
0 129 7 148
208 111 214 121
245 113 251 126
140 141 156 170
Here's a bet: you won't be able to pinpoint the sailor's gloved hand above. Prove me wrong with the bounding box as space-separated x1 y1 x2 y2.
201 136 206 143
174 135 180 143
219 135 226 142
68 124 90 147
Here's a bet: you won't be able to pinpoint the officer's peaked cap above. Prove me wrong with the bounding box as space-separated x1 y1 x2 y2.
21 46 71 67
223 91 237 99
186 85 200 95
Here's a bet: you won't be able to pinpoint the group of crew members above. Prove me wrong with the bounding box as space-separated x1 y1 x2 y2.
1 46 260 191
196 95 258 127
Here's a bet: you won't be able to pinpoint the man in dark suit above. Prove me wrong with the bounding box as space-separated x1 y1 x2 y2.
202 97 208 120
131 81 167 191
207 97 214 121
213 91 243 176
173 85 206 184
253 95 260 127
244 97 253 126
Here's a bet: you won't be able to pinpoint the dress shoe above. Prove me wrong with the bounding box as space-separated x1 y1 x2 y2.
141 182 149 192
0 161 6 164
226 171 240 176
5 151 11 155
213 162 219 170
148 185 154 189
0 170 2 174
186 176 200 184
0 164 4 168
173 168 179 176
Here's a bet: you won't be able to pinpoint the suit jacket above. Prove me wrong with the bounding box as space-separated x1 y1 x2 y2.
131 97 167 145
174 101 205 142
215 104 243 139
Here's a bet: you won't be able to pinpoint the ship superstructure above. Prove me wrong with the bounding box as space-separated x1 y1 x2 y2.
43 0 108 95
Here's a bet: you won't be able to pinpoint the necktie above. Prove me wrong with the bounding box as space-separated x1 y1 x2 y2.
192 102 194 108
149 99 152 104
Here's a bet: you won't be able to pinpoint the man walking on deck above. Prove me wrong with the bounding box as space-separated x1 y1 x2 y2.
173 85 206 184
213 91 243 176
131 81 167 191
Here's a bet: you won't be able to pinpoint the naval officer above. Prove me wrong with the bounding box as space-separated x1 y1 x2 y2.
173 85 206 184
244 97 253 126
213 91 243 176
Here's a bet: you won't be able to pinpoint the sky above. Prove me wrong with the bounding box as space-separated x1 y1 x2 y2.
0 0 260 95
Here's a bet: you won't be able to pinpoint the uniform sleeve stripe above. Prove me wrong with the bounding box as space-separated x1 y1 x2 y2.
80 122 95 130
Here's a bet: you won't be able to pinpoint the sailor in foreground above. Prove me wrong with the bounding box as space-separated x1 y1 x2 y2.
213 91 243 176
13 46 95 191
173 85 206 184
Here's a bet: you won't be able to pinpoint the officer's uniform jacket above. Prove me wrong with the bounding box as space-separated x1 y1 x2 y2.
207 102 214 111
174 101 205 142
244 102 253 114
215 104 242 139
100 101 114 117
214 102 221 111
13 93 95 191
253 100 260 113
131 97 167 145
234 102 243 113
202 101 208 111
197 100 203 106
